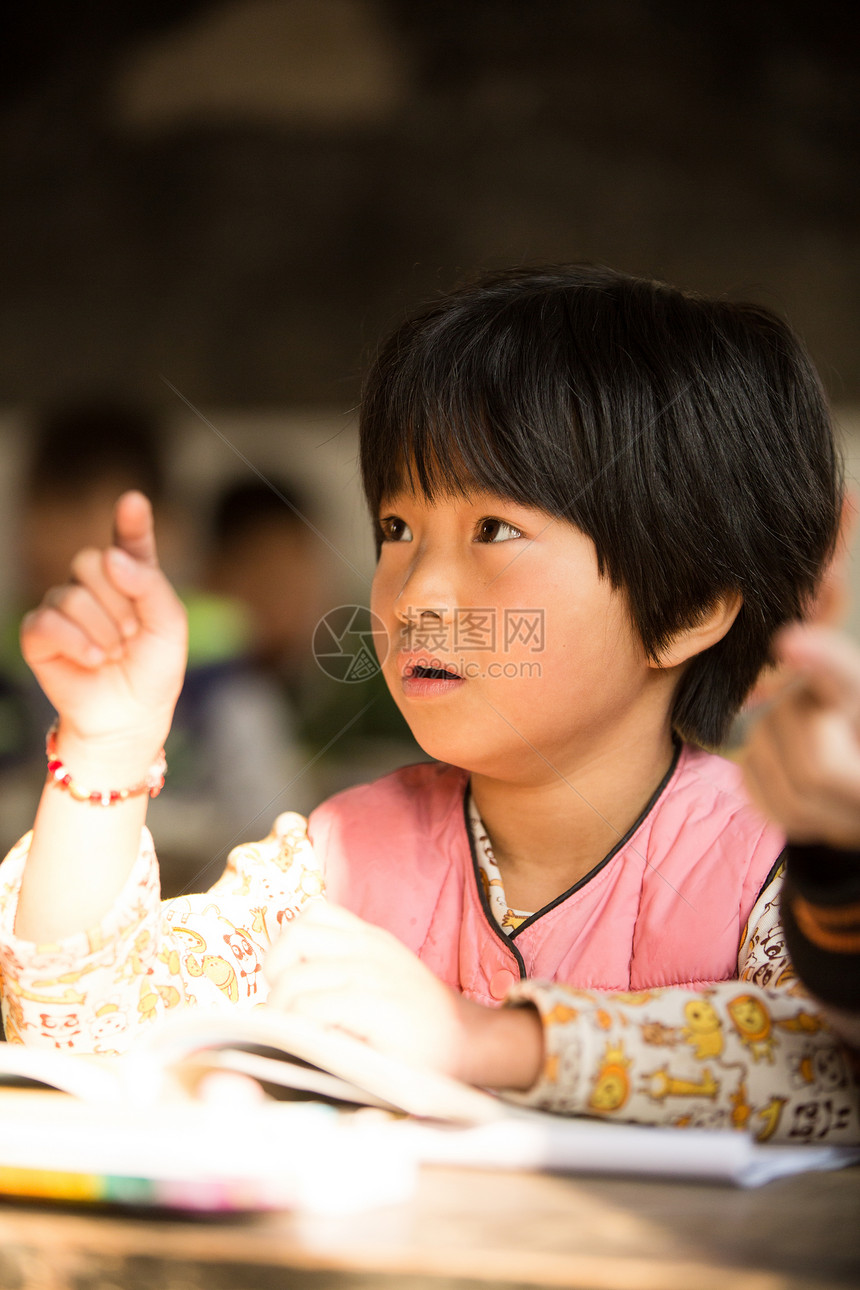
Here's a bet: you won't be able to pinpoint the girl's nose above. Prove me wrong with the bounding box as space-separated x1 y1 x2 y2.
394 603 452 661
395 598 452 637
393 548 456 628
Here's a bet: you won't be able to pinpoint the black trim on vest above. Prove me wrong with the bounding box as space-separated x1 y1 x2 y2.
468 739 684 948
464 786 528 980
753 848 787 909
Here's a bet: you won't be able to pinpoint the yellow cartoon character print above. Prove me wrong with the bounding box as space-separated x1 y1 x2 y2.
90 1001 129 1054
641 1021 679 1046
777 1010 825 1036
138 979 160 1023
588 1041 632 1114
544 1003 580 1027
755 1096 787 1142
501 909 528 931
187 953 240 1003
117 927 154 981
682 999 724 1059
609 991 655 1006
729 1077 752 1131
727 993 776 1062
644 1066 720 1101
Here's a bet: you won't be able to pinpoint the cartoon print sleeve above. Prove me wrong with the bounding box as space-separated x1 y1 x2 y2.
505 867 860 1144
0 812 323 1054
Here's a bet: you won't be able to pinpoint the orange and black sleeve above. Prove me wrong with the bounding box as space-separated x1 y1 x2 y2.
783 844 860 1013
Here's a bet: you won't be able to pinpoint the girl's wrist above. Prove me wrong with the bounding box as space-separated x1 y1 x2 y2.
457 998 544 1090
49 724 168 793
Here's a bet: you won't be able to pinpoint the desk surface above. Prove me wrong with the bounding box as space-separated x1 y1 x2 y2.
1 1164 858 1290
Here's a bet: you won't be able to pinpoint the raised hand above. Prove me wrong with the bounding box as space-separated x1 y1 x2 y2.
15 492 189 941
742 625 860 848
20 491 187 762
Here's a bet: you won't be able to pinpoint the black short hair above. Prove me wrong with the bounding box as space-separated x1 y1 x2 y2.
359 265 842 747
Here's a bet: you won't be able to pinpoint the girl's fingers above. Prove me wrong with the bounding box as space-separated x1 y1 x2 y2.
104 492 186 640
21 606 112 670
265 955 431 1056
39 584 126 657
264 904 402 988
103 545 187 641
112 491 159 568
68 547 141 639
265 913 367 980
23 495 179 659
266 957 365 1012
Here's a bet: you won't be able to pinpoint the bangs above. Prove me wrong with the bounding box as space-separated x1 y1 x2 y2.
367 405 542 511
359 288 594 527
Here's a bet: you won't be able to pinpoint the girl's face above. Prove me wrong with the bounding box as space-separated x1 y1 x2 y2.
370 488 674 785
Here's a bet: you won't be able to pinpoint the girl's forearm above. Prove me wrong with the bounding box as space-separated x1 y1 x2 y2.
507 977 860 1143
14 733 161 942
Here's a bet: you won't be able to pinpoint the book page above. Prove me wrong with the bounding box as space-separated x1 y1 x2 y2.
132 1005 503 1123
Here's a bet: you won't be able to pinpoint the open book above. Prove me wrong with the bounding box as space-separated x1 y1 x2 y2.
0 1004 499 1123
0 1006 492 1213
1 1004 857 1210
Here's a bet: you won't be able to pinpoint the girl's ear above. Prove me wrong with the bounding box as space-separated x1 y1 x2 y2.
650 591 743 670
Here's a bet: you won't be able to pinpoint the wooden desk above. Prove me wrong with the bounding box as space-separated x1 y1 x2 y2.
1 1164 858 1290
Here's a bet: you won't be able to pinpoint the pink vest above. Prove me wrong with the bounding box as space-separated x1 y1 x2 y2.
308 745 784 1007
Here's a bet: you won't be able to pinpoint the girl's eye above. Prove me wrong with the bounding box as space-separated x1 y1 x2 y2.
475 517 522 543
378 515 413 542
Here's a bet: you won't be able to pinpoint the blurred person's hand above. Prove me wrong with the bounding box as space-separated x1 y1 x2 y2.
742 624 860 848
745 492 856 711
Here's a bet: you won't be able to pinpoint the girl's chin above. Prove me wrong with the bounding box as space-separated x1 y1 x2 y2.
401 724 476 769
401 727 520 780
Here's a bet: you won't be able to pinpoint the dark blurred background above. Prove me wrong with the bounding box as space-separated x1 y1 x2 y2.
0 0 858 879
1 0 858 406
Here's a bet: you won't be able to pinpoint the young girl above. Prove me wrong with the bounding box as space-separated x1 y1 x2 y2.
2 266 858 1143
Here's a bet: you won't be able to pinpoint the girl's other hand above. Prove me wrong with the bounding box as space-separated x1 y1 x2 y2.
742 625 860 848
20 491 187 765
264 902 544 1090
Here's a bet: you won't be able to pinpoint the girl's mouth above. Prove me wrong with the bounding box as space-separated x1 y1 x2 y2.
406 664 463 680
401 659 465 696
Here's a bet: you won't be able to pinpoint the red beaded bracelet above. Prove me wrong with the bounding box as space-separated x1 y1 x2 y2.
45 725 166 805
